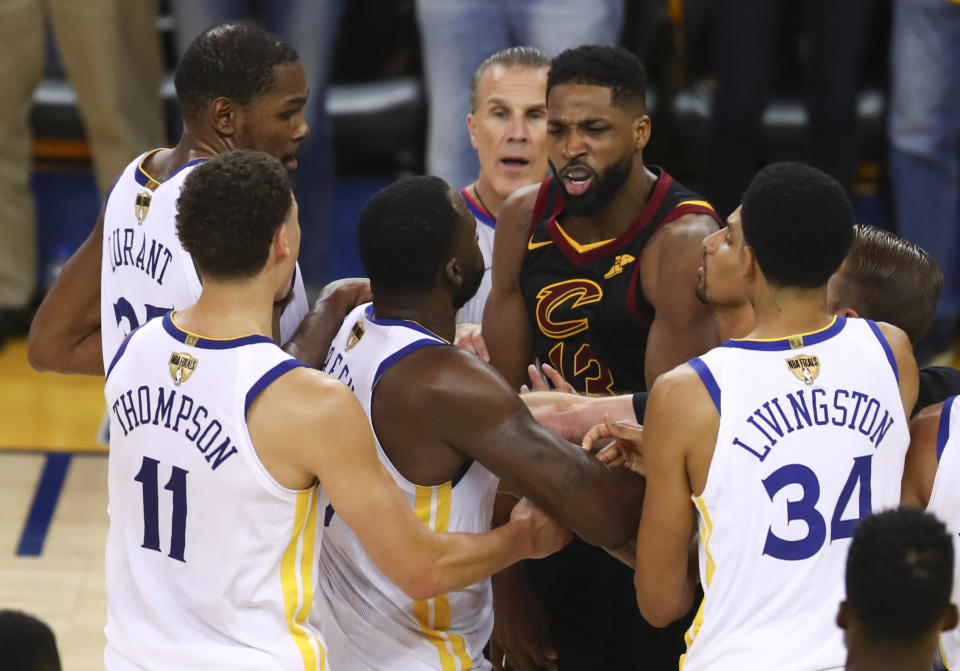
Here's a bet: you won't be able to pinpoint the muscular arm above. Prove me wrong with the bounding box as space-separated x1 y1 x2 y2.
641 213 720 388
635 365 717 626
379 346 646 550
901 402 943 509
484 185 540 390
281 278 371 368
522 390 637 443
249 368 562 601
27 209 105 375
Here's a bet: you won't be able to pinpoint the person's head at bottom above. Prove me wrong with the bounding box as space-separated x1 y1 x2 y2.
0 610 62 671
838 507 958 670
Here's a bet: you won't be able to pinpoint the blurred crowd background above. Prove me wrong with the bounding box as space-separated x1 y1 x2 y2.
3 0 958 361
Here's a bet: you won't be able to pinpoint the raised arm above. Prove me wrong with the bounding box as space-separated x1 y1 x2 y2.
27 208 105 375
484 185 540 390
379 346 646 550
250 368 567 601
281 278 371 368
641 213 720 388
634 364 717 626
901 402 944 509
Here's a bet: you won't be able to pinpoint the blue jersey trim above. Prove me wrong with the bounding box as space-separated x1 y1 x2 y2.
373 339 448 387
865 319 899 384
168 157 208 181
363 304 449 342
936 396 956 462
103 172 122 211
461 187 496 229
106 326 141 380
162 312 274 349
689 357 721 414
722 316 847 351
451 458 474 487
245 359 309 417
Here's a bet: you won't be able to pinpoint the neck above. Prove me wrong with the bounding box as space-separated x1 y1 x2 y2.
714 302 755 341
561 161 656 241
371 289 457 343
845 638 940 671
471 177 504 219
146 128 232 181
744 284 833 340
172 276 276 340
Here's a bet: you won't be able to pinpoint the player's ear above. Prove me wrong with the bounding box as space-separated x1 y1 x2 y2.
836 601 848 629
444 256 463 291
209 97 238 137
273 222 291 259
944 604 959 632
633 114 651 151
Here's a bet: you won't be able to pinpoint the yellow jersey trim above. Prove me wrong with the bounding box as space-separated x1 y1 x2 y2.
554 222 615 253
168 311 262 342
730 315 838 343
413 483 473 670
281 488 327 671
137 147 171 191
675 199 716 211
683 496 716 657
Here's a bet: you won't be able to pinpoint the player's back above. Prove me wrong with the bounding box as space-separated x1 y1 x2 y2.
682 316 909 671
316 303 499 670
100 150 309 367
922 394 960 669
103 312 328 671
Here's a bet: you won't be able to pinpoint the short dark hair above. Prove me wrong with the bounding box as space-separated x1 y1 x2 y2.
469 47 550 113
176 149 292 280
357 176 461 293
174 23 299 121
546 45 646 110
829 225 942 343
846 507 954 640
741 162 853 288
0 610 61 671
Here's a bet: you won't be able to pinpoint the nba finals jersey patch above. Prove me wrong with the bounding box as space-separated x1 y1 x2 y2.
169 352 198 386
604 254 636 279
135 191 152 224
786 354 820 385
346 320 365 351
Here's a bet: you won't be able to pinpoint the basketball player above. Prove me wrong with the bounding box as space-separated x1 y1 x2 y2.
590 163 917 670
103 150 569 670
315 175 646 671
28 23 321 376
531 224 954 441
456 47 550 342
838 508 957 671
902 393 960 669
483 45 721 669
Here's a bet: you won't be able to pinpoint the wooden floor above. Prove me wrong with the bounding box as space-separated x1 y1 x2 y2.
0 336 108 669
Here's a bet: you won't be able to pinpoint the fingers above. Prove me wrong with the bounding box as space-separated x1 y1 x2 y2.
540 364 575 393
526 364 550 391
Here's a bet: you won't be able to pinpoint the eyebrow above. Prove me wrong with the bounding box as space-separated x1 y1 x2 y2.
283 96 308 107
487 97 546 109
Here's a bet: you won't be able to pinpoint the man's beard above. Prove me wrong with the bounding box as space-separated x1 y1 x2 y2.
453 265 485 310
553 151 633 217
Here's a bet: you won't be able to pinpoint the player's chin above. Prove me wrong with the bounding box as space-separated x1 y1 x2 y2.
282 155 299 171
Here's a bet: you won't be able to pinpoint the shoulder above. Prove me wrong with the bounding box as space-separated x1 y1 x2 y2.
499 182 544 233
251 365 365 428
648 362 716 416
649 212 719 250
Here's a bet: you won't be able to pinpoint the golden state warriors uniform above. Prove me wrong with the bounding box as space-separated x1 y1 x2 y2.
519 167 720 395
316 303 500 671
103 312 327 670
100 149 309 367
924 395 960 670
456 188 495 325
682 317 909 671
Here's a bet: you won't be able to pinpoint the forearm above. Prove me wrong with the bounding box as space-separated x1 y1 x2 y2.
282 303 345 368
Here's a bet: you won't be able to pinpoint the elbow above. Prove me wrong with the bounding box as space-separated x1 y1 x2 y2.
635 575 689 628
26 332 55 372
395 567 444 602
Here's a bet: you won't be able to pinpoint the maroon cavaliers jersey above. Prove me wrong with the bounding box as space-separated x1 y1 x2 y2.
519 167 720 394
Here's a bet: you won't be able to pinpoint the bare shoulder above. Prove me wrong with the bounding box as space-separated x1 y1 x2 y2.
648 213 719 252
389 344 516 403
874 320 913 355
911 400 946 438
249 365 364 428
647 362 718 428
499 182 543 235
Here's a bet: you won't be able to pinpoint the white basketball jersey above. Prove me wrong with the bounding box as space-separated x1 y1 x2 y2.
316 303 500 670
103 313 328 671
924 395 960 670
100 149 309 369
456 188 495 325
681 316 909 671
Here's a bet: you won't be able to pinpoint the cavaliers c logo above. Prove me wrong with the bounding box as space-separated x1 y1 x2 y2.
535 279 603 339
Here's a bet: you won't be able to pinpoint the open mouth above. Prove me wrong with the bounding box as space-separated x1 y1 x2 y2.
561 165 594 196
500 157 530 169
